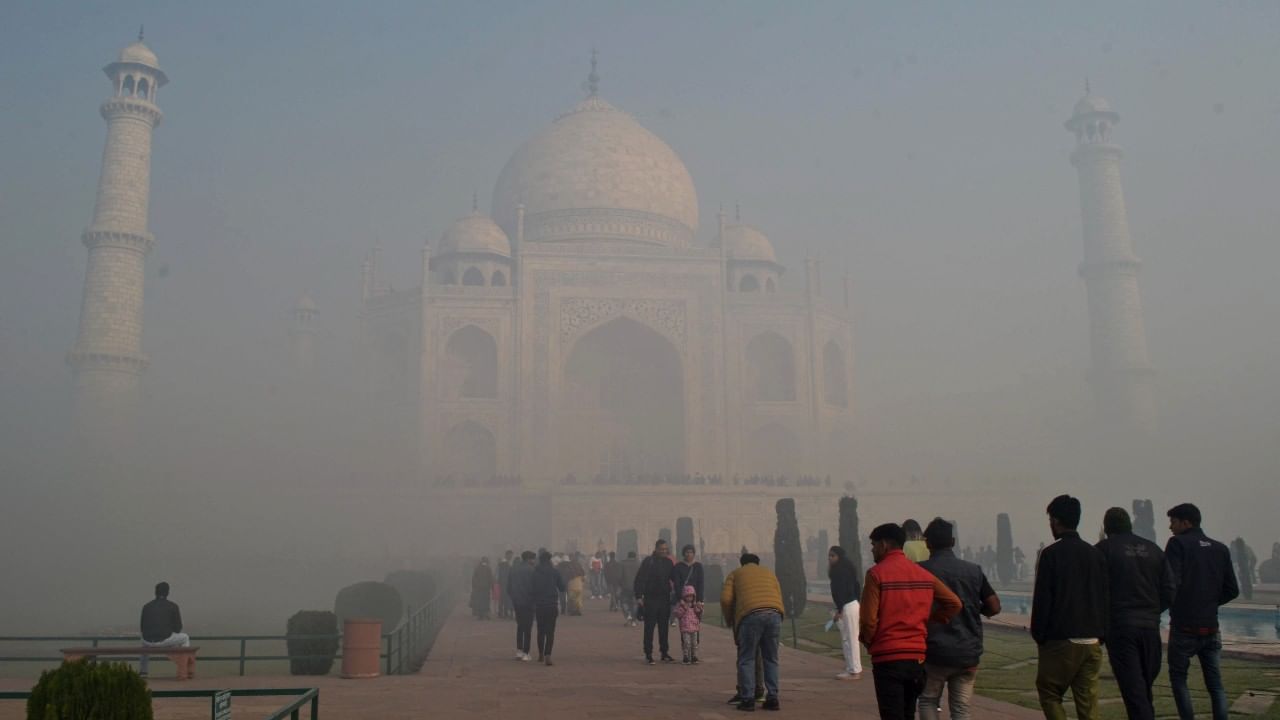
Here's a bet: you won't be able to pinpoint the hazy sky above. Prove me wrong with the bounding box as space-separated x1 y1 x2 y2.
3 1 1279 477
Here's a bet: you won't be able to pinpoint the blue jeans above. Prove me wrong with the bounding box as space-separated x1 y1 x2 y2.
736 611 781 700
1167 630 1228 720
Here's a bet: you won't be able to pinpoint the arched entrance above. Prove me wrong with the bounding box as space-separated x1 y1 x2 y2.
563 317 684 478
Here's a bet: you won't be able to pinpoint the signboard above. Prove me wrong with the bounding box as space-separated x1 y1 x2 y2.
212 690 231 720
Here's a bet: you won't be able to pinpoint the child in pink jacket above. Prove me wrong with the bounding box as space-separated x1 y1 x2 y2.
671 584 704 664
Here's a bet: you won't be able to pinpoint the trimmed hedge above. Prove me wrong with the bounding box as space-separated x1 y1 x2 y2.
285 610 339 676
334 581 404 634
27 659 152 720
384 570 438 610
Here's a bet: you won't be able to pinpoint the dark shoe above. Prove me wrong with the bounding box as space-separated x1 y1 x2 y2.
727 694 744 705
690 655 699 664
646 655 655 665
660 654 676 663
762 697 780 711
537 653 544 662
736 700 756 712
544 656 553 666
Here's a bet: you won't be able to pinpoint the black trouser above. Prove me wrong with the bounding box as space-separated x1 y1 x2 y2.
1107 625 1161 720
514 605 534 654
535 605 558 657
872 660 926 720
642 598 671 657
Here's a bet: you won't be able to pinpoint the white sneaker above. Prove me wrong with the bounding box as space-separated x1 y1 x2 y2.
520 653 532 662
836 671 862 680
516 651 525 660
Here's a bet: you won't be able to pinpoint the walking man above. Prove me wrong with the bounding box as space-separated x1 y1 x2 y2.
1031 495 1109 720
507 550 537 661
917 518 1001 720
139 582 190 677
720 552 785 711
618 550 640 626
1096 507 1173 720
1165 503 1239 719
860 523 962 720
531 550 566 666
634 539 677 664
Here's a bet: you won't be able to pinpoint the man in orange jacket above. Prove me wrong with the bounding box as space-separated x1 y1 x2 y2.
860 523 963 720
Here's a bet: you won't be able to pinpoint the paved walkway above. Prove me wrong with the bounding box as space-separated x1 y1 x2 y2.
2 598 1041 718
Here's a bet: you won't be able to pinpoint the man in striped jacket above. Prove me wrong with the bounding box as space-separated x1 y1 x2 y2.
860 523 963 720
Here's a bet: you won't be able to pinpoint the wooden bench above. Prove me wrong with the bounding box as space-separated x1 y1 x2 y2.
60 646 199 680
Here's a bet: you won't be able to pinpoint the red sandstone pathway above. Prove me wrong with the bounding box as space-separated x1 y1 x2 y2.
1 599 1041 719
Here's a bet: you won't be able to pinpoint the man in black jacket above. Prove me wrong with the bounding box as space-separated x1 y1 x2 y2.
1165 503 1239 720
139 582 189 677
1031 495 1108 720
531 551 567 666
634 539 677 664
918 518 1000 720
1096 507 1173 720
507 551 537 661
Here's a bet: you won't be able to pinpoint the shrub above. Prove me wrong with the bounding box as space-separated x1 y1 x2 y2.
334 581 404 635
384 570 439 609
773 498 807 618
27 659 152 720
285 611 339 676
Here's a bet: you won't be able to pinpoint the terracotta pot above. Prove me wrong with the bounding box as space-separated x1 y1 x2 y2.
341 618 382 679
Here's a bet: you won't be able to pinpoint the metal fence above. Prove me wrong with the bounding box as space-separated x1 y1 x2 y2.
1 687 319 720
0 584 456 677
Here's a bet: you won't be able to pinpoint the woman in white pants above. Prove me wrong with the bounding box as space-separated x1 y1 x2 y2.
827 546 863 679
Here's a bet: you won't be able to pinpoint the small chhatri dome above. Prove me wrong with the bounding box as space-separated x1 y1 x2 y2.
722 223 779 265
295 292 318 312
436 211 512 259
1066 84 1119 133
1072 93 1114 117
118 40 160 69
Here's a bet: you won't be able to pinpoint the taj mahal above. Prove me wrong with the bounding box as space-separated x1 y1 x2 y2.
69 39 1155 553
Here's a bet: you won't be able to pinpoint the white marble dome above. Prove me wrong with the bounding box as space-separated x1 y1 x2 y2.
438 211 511 258
491 96 699 249
722 223 778 265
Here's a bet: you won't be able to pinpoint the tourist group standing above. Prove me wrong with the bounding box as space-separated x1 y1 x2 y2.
476 495 1240 720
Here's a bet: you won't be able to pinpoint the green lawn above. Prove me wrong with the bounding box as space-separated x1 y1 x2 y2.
723 604 1280 719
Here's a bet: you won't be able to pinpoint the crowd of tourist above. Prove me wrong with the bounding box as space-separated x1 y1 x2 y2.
464 497 1241 719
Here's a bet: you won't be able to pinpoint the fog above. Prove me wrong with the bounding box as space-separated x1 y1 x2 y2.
2 2 1279 633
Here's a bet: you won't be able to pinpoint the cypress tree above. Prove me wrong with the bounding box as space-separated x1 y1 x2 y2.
996 514 1015 585
617 529 638 559
676 517 694 554
1132 499 1156 541
838 496 862 576
773 498 807 617
659 527 672 547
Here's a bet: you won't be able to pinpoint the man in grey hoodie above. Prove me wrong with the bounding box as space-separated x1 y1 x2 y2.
507 551 537 661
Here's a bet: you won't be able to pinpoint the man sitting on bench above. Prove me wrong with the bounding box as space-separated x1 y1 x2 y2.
139 582 189 677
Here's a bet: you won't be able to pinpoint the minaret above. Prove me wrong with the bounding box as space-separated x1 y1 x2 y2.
68 31 168 461
290 292 318 375
1066 86 1156 438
